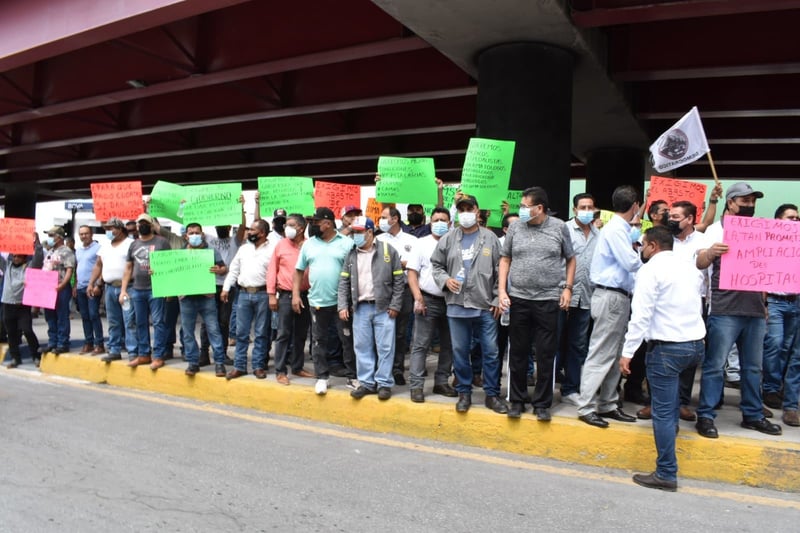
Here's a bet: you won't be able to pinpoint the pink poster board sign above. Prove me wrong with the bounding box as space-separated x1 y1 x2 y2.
719 215 800 292
22 268 58 310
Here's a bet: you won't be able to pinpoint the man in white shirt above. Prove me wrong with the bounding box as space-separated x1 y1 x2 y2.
620 226 705 492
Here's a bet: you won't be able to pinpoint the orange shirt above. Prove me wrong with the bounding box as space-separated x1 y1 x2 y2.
267 238 310 293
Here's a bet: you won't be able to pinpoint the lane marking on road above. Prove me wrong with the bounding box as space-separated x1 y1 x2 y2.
5 369 800 509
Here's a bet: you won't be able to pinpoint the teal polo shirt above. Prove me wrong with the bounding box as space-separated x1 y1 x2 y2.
295 232 354 307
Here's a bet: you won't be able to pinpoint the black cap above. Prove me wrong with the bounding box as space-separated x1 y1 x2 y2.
273 208 287 220
312 207 335 221
455 195 478 208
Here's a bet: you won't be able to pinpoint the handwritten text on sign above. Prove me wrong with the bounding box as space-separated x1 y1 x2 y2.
460 137 515 210
0 218 35 254
258 177 315 217
314 181 361 217
150 249 216 297
22 268 58 309
719 215 800 292
646 176 707 221
181 183 242 226
91 181 143 220
376 156 437 204
365 198 395 225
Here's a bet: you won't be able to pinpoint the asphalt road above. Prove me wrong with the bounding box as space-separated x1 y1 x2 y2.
1 370 798 533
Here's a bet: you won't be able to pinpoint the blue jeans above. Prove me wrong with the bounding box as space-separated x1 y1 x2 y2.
646 340 704 482
353 302 396 389
233 290 270 372
763 298 800 394
698 314 766 421
44 285 72 349
783 326 800 410
273 292 310 375
76 288 104 346
131 288 167 359
448 310 501 397
180 295 225 365
105 285 137 357
558 307 591 396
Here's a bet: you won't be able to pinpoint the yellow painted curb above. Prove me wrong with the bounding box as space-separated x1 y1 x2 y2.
40 353 800 492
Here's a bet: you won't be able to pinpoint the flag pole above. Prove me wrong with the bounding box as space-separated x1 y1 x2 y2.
706 151 722 187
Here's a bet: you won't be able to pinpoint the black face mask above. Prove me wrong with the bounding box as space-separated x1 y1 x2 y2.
736 205 755 217
407 213 424 226
247 233 260 243
309 224 323 238
273 220 285 234
666 219 683 235
138 224 152 236
640 248 651 264
216 226 230 239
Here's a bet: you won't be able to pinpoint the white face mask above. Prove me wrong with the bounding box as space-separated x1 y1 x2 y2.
458 211 477 228
284 226 297 240
379 219 392 233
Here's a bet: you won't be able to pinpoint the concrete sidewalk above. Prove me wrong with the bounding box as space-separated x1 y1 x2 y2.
3 314 800 492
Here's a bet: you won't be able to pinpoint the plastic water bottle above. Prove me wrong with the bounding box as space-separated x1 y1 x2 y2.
121 295 131 311
453 267 465 294
500 298 511 326
177 200 186 218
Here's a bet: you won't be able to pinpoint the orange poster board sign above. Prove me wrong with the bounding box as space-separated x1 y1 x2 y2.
0 217 35 254
646 175 707 221
365 198 395 225
91 180 143 221
314 181 360 218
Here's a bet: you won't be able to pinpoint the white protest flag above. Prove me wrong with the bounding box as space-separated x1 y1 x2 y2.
649 106 710 173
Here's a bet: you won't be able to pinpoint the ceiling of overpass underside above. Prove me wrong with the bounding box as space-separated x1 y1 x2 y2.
1 0 799 201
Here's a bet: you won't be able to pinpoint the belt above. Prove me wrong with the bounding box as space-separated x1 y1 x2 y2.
108 280 122 288
421 291 444 300
239 285 266 293
647 339 704 349
359 299 376 304
768 294 797 302
595 284 631 298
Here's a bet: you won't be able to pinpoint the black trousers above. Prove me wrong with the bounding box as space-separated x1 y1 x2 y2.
508 298 559 408
3 303 40 361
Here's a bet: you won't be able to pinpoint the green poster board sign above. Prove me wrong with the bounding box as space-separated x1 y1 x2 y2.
148 180 184 221
182 183 242 226
258 176 315 217
376 156 437 204
150 249 216 297
486 190 524 228
460 137 516 210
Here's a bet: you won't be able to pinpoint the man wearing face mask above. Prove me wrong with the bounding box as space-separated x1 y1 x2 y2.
648 200 669 228
431 195 506 414
577 185 642 428
619 226 706 492
338 205 363 238
558 193 599 407
89 218 135 363
121 214 172 369
125 220 139 240
222 219 274 380
268 214 313 385
268 208 287 243
404 204 432 238
179 223 228 377
74 225 105 355
338 217 405 400
294 207 356 395
694 182 782 438
2 254 41 368
42 226 76 355
499 187 576 420
407 207 457 402
377 206 418 386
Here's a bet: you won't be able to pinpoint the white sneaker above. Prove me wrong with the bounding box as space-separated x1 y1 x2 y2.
561 392 580 406
315 379 329 395
345 378 359 391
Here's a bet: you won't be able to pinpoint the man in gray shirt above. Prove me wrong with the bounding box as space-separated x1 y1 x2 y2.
499 187 576 420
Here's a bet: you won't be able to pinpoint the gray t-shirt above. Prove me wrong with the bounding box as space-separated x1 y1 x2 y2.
501 216 575 301
709 254 765 317
127 235 171 291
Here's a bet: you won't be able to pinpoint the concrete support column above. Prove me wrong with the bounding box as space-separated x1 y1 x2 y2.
476 42 573 217
4 183 37 219
585 148 646 210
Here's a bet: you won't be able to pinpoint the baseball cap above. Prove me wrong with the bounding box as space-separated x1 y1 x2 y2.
273 208 287 220
726 182 764 201
136 213 154 224
455 195 478 208
45 226 66 238
103 217 126 230
350 216 375 231
312 207 336 222
341 205 362 217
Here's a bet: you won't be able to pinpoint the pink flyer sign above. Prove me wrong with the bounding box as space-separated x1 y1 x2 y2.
719 215 800 292
22 268 58 310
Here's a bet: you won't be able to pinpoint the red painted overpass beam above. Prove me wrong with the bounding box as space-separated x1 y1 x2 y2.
0 0 251 72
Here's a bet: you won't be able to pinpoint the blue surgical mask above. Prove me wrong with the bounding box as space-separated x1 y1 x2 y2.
629 226 641 243
105 230 115 241
431 221 449 236
576 211 595 225
379 219 392 233
518 206 532 223
458 211 477 228
353 233 366 247
188 234 203 247
46 237 56 247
